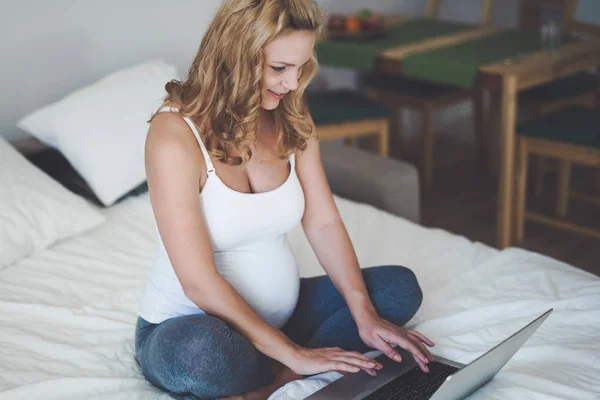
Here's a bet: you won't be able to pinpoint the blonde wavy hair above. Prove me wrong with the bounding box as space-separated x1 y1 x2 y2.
160 0 326 166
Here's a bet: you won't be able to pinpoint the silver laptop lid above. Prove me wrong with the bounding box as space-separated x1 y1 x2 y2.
429 309 553 400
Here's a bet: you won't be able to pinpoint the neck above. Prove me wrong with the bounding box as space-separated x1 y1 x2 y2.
258 108 273 123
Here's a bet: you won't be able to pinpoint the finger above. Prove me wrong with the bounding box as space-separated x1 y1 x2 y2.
374 336 403 362
331 355 378 370
414 354 429 373
388 334 429 365
346 351 384 369
329 361 361 374
342 351 378 363
329 348 382 369
409 335 435 362
342 364 377 377
408 330 436 347
334 349 381 375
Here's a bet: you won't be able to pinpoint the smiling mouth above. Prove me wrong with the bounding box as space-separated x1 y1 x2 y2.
268 90 286 99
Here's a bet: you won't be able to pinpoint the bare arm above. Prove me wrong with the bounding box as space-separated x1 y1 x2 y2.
296 137 375 324
144 113 379 376
296 126 435 371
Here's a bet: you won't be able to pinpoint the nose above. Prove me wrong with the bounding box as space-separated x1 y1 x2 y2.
281 70 299 91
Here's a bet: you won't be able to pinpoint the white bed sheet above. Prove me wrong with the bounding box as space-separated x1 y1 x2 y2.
0 194 598 400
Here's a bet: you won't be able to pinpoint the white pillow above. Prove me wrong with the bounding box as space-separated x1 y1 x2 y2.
17 60 178 206
0 136 106 269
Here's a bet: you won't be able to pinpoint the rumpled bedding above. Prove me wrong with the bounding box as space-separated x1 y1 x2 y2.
1 194 598 400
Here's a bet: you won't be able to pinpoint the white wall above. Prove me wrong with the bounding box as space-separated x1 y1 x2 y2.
1 0 522 142
0 0 221 142
576 0 600 24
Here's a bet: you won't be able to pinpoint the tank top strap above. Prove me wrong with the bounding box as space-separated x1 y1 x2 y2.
156 106 215 174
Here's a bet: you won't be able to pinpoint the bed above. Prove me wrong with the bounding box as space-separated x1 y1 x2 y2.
1 181 599 399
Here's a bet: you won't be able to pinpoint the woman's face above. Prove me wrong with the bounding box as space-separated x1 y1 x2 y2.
261 30 316 110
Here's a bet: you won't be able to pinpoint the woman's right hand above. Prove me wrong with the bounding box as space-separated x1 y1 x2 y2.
287 346 383 377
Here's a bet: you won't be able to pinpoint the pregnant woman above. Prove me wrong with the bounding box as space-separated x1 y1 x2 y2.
135 1 434 399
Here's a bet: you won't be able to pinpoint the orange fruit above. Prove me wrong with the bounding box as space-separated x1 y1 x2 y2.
345 16 361 33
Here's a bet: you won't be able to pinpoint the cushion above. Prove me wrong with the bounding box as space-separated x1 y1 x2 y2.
306 90 388 125
517 106 600 149
0 136 105 270
520 72 596 102
17 60 178 206
25 147 148 207
320 141 420 223
364 74 463 99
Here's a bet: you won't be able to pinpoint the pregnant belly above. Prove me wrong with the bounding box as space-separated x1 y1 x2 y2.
214 237 300 328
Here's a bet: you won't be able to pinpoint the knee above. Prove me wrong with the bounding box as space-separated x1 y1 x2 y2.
368 265 422 296
140 315 229 379
179 315 233 359
139 315 271 396
387 265 422 303
174 316 272 394
170 316 242 374
368 265 423 323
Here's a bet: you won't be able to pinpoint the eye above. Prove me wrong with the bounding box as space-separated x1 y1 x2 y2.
270 66 285 73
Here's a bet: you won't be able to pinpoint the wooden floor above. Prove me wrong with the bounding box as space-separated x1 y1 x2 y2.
388 136 600 277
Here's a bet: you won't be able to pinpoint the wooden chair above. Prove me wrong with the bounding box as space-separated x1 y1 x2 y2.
363 0 494 191
305 90 389 157
516 106 600 241
519 0 600 194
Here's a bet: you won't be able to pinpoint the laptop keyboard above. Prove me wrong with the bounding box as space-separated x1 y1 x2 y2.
362 361 459 400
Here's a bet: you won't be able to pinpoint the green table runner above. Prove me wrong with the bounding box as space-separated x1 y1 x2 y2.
315 18 474 70
402 30 578 89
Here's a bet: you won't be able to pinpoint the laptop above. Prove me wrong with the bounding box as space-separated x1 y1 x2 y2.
306 309 553 400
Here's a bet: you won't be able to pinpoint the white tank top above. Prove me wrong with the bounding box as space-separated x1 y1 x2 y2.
138 107 305 328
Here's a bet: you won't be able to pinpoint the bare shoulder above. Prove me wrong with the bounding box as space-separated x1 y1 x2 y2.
145 111 206 181
144 112 206 185
296 136 320 163
296 111 319 159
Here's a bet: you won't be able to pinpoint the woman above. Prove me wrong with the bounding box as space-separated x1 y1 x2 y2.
136 0 435 399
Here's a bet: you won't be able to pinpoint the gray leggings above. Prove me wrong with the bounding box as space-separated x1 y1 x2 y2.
135 265 423 399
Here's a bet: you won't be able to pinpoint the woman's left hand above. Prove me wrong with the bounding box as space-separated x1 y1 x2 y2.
357 314 436 373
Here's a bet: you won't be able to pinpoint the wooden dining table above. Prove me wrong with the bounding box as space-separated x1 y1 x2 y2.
317 18 600 249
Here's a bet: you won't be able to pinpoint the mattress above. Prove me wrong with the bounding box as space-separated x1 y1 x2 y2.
1 194 599 400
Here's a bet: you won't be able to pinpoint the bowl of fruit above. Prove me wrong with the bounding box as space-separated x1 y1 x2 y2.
326 9 385 40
